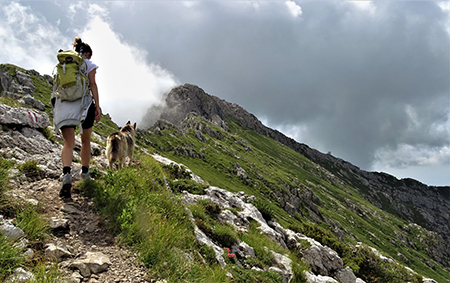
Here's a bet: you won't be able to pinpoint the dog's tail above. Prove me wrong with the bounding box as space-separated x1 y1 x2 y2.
106 133 120 169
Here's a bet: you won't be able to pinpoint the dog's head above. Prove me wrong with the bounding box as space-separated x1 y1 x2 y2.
120 121 137 136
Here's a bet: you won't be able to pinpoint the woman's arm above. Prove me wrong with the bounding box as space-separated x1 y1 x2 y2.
88 69 101 122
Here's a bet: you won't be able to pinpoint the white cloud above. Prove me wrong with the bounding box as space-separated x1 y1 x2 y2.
0 2 63 74
79 12 178 126
0 2 178 127
374 144 450 168
439 1 450 11
285 1 302 17
349 0 376 16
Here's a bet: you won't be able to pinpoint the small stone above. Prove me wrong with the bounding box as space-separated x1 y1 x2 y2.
61 204 82 214
45 243 73 260
6 267 35 283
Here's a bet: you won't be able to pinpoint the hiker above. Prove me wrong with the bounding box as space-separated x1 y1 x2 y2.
52 37 102 199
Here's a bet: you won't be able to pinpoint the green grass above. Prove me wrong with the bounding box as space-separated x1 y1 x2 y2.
78 155 230 282
0 158 56 282
138 116 450 282
0 235 25 281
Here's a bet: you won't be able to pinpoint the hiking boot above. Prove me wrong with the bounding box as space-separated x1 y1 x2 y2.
59 173 72 199
81 171 90 181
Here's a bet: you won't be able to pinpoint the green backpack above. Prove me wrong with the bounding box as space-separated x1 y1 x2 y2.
52 50 89 102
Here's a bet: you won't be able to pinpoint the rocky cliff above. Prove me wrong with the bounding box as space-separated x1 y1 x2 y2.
143 83 450 266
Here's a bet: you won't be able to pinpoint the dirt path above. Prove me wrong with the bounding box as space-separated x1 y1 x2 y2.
9 173 150 283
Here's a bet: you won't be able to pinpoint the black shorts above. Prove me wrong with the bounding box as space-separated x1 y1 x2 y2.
61 102 95 130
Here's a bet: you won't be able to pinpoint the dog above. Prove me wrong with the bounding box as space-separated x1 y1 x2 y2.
106 121 137 170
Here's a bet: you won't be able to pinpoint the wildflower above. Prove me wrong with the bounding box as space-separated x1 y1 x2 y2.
228 253 236 259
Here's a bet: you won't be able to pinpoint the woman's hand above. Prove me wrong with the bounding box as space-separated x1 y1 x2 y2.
95 106 102 123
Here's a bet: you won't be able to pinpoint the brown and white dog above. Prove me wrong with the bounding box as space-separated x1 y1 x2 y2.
106 121 136 170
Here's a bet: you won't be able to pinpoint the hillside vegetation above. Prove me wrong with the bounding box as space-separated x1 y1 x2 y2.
0 64 449 282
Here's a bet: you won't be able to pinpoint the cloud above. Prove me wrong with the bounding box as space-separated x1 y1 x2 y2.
286 1 302 17
75 5 179 126
0 2 63 73
0 1 178 127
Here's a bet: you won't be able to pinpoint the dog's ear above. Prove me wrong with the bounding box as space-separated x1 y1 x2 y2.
126 121 130 125
133 122 137 129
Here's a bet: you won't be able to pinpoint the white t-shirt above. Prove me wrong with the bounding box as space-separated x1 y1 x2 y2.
84 58 98 76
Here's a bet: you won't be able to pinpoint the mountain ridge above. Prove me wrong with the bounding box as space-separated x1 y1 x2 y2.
143 83 450 258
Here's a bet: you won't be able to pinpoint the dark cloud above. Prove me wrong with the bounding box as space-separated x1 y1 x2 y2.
107 1 449 181
9 0 449 184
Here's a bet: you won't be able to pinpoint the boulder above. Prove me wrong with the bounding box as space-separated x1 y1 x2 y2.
0 216 25 241
271 250 293 283
334 267 357 283
299 235 343 276
6 267 35 283
70 252 111 275
304 271 338 283
235 162 247 180
0 104 50 129
45 243 73 260
231 240 255 258
19 94 46 111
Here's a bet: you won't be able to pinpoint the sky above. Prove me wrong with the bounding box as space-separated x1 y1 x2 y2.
0 0 449 186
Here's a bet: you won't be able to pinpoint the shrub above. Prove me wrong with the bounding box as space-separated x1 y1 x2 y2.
195 218 238 248
163 163 191 179
0 235 25 281
198 244 217 265
172 179 208 195
40 127 56 144
252 199 275 222
17 160 41 175
198 200 221 215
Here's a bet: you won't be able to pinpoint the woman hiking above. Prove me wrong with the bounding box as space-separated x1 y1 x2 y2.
52 37 101 200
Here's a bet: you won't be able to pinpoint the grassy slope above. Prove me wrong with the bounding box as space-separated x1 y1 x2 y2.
139 116 450 282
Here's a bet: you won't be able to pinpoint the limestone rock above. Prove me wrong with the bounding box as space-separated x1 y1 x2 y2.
6 267 35 283
19 94 46 111
71 252 111 275
45 243 73 260
61 204 82 214
270 250 293 283
235 162 247 180
231 240 255 258
69 261 91 277
187 208 226 267
304 271 338 283
49 217 70 233
334 267 357 283
0 216 25 241
15 70 35 93
0 104 50 129
299 236 343 276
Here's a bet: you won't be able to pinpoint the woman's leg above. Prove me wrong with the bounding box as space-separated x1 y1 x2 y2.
61 127 75 167
60 127 75 199
80 127 92 167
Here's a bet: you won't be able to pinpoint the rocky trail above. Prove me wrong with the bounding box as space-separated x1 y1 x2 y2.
16 176 148 283
0 102 150 282
5 156 150 283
